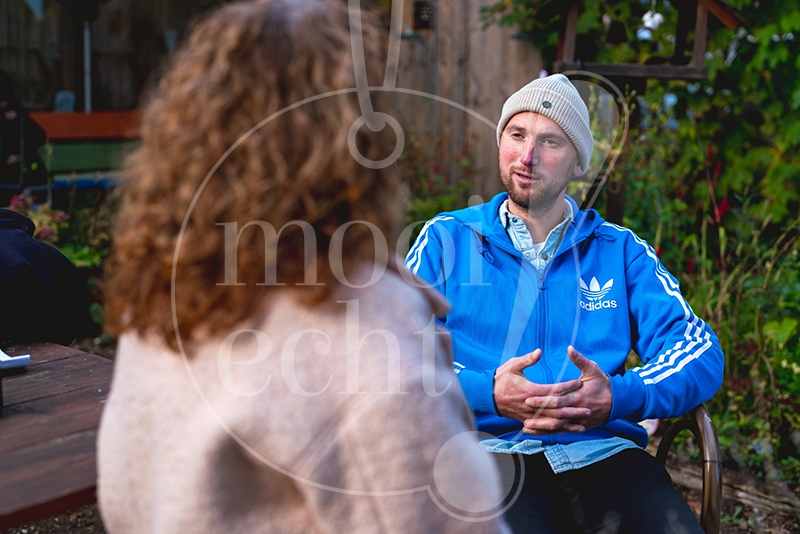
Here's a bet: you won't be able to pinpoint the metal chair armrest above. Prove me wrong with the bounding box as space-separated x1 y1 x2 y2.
656 404 722 534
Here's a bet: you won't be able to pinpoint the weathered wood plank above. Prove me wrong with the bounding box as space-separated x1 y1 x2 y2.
698 0 744 31
438 0 454 184
0 385 108 456
0 430 98 529
3 342 89 365
469 0 505 199
3 351 113 406
562 4 578 63
554 61 708 80
435 0 469 186
693 1 709 67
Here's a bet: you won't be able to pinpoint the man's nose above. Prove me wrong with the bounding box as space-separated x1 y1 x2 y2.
519 141 538 167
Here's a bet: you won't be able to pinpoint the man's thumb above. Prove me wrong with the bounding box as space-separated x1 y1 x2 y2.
511 349 542 373
567 345 590 369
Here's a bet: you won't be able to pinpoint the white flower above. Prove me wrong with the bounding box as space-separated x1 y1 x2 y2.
642 10 664 31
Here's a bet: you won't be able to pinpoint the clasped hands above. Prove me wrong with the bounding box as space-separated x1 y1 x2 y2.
493 346 612 435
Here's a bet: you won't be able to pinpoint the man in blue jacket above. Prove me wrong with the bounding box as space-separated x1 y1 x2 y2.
406 74 723 533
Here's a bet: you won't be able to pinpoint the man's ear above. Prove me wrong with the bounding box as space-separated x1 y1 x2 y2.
573 163 584 177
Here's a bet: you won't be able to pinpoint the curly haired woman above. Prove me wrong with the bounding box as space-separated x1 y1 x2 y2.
97 1 508 533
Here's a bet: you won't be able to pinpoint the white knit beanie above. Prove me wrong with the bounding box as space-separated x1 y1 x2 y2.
496 74 594 173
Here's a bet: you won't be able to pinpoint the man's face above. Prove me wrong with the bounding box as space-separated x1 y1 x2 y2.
498 112 582 216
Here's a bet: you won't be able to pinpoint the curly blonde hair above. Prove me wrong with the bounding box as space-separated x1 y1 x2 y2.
104 0 404 347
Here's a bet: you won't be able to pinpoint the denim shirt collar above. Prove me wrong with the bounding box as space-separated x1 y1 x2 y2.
498 198 574 275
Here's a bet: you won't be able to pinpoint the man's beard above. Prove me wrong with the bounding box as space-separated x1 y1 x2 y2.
500 166 565 214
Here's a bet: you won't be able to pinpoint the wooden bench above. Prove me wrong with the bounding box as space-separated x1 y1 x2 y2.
0 342 114 530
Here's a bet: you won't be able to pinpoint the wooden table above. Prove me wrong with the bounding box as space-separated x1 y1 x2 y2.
0 342 114 530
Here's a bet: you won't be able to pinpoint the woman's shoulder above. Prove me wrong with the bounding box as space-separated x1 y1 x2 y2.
342 257 449 315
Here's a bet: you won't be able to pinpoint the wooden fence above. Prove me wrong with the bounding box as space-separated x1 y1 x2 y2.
0 0 64 109
0 0 221 111
394 0 542 199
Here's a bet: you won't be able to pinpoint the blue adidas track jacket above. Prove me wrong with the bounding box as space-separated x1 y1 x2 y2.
405 193 724 447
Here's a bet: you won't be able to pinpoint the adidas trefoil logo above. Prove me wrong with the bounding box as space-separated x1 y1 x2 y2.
580 277 613 301
579 276 617 311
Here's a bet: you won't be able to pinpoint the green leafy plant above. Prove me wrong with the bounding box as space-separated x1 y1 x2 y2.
399 128 473 246
57 189 113 269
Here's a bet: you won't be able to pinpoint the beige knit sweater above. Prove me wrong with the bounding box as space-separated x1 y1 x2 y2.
97 265 509 533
